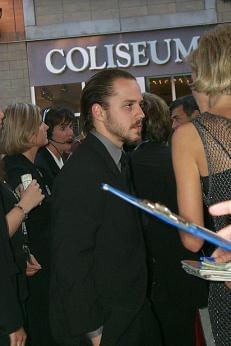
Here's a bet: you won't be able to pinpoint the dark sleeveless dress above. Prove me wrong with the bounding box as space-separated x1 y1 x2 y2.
192 112 231 346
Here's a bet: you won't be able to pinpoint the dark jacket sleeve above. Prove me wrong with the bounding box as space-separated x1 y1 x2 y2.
0 199 22 336
49 161 105 342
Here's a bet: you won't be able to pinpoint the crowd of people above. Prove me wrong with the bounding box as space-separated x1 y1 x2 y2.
0 23 230 346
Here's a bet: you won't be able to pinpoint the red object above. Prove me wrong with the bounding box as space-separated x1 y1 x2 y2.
195 310 206 346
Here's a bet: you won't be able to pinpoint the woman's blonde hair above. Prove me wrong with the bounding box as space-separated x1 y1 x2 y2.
188 24 231 96
0 103 41 155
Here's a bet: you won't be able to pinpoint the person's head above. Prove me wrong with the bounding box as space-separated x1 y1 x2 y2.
0 103 48 155
42 106 75 153
170 95 200 130
80 68 144 147
141 92 171 144
188 24 231 96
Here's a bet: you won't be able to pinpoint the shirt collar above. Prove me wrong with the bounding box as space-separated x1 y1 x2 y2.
91 130 122 168
46 147 64 169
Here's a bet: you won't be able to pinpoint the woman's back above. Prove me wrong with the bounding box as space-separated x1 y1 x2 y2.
192 112 231 230
192 112 231 346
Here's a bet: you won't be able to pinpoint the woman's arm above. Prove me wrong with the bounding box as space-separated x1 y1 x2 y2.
6 180 44 237
172 123 205 252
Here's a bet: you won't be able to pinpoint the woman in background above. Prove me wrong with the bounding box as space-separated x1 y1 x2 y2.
131 92 208 346
172 24 231 345
0 108 44 345
0 103 57 345
35 106 75 190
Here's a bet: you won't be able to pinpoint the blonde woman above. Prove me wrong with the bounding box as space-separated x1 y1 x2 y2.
172 25 231 345
0 103 57 345
0 108 44 346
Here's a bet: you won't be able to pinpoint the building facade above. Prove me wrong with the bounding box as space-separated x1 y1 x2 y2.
0 0 230 111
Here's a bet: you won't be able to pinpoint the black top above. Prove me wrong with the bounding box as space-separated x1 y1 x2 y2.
3 154 51 269
192 112 231 346
0 193 22 336
131 141 208 308
0 182 28 302
35 147 61 191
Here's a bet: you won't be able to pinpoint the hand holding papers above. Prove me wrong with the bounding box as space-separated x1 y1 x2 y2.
181 259 231 281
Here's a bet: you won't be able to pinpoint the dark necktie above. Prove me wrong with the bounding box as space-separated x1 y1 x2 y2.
120 151 132 192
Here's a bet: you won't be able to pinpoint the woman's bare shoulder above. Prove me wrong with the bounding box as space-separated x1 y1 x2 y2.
172 122 197 140
171 122 202 150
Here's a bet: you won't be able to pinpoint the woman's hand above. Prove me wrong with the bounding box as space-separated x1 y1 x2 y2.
211 225 231 263
6 181 44 238
209 200 231 289
210 200 231 263
9 327 26 346
18 179 45 213
91 334 102 346
26 254 42 277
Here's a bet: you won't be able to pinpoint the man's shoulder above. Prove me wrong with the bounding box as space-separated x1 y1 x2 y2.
132 142 171 165
68 134 111 166
57 139 106 180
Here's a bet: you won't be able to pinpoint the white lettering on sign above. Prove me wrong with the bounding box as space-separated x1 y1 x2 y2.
174 36 200 63
45 36 200 74
131 41 149 66
45 49 66 74
66 47 89 72
148 39 171 64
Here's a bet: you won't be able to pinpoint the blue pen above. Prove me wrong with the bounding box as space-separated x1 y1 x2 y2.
200 256 215 262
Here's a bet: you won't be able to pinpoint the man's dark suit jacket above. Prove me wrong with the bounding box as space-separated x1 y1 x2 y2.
0 194 22 339
50 133 149 345
131 141 208 345
35 147 60 191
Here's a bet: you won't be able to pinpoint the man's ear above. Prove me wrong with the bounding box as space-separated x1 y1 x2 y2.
92 103 104 121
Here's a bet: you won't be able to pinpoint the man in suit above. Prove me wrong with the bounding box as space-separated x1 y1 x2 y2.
131 93 208 346
50 69 162 346
170 95 200 130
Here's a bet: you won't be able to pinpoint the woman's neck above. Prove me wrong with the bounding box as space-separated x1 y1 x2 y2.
208 95 231 119
47 142 62 159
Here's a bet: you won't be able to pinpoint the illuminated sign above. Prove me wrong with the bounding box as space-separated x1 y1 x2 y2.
28 25 213 86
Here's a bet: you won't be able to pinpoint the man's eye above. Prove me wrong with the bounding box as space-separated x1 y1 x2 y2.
125 104 133 109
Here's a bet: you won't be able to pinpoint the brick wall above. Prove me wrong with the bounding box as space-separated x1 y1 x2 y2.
0 42 30 108
33 0 206 25
0 0 25 41
0 0 230 106
217 0 231 22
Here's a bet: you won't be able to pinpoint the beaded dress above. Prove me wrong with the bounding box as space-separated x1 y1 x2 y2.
192 112 231 346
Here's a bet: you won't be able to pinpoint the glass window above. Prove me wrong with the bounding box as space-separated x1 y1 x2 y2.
145 76 172 105
145 74 192 104
34 83 82 113
175 74 192 98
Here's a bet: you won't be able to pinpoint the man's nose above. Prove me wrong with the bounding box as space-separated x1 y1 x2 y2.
137 104 145 118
